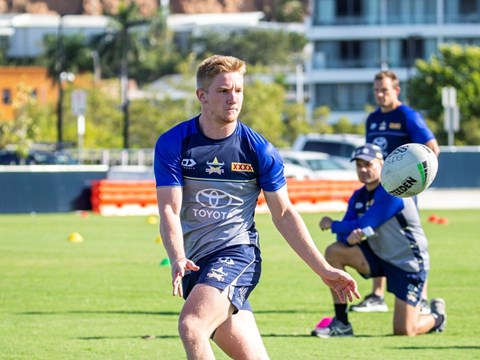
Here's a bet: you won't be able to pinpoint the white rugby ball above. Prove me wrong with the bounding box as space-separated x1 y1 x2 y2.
381 143 438 198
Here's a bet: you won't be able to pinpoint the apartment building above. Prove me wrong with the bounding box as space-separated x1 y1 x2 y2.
306 0 480 123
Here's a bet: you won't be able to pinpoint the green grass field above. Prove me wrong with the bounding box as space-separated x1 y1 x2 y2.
1 209 479 359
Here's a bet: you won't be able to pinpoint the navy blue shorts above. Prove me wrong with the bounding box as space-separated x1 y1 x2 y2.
182 244 262 312
357 241 426 307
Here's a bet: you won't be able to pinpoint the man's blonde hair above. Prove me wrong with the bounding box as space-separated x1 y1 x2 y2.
196 55 246 90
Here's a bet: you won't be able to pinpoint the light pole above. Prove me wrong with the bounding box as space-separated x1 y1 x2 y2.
56 14 65 149
120 26 130 149
91 50 101 84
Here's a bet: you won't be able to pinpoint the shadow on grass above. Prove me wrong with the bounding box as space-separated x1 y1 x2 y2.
264 333 387 338
17 310 180 316
254 309 320 315
77 335 179 340
394 345 480 351
76 333 396 341
18 308 322 316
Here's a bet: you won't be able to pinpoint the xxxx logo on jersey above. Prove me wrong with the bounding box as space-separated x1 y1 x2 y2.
231 162 254 172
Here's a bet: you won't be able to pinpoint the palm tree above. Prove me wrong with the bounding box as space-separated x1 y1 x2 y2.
93 1 147 149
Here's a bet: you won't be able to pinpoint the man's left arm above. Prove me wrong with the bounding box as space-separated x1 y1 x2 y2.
331 189 404 235
408 110 440 156
425 138 440 156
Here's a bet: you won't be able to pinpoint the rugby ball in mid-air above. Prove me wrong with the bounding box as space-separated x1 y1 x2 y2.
381 143 438 198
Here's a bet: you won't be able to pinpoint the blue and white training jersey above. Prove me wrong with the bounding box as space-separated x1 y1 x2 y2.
366 104 435 158
154 115 286 262
331 184 429 273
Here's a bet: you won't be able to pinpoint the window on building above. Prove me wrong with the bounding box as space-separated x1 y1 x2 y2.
315 83 372 111
2 89 11 105
459 0 477 14
338 41 362 66
336 0 362 17
402 37 424 67
387 0 437 24
335 0 363 24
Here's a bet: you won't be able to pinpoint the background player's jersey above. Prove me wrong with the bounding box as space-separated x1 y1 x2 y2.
366 104 435 157
331 185 429 273
154 116 286 262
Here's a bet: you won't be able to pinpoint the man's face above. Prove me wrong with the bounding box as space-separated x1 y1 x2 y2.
200 71 244 124
373 77 400 111
355 158 382 185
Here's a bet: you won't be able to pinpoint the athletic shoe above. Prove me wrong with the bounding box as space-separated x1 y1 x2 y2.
311 317 354 338
430 298 447 332
420 298 431 315
349 293 388 312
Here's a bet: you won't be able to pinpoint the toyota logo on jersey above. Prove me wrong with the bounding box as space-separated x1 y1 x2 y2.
196 189 244 209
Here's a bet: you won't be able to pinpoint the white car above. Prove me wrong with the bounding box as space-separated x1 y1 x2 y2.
279 150 358 180
291 133 365 169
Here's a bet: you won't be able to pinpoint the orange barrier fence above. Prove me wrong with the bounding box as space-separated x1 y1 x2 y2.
91 179 361 215
91 179 157 215
256 179 361 205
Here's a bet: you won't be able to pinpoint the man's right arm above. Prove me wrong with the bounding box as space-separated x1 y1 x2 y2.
156 186 199 297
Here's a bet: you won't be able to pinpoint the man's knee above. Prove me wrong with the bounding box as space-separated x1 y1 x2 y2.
325 242 347 263
178 313 203 342
325 242 348 269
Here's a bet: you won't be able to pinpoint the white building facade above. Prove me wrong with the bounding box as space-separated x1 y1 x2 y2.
0 14 109 58
306 0 480 123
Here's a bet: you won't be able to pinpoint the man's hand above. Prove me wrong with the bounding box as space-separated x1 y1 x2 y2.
170 258 200 297
319 216 333 231
346 228 364 245
321 268 361 303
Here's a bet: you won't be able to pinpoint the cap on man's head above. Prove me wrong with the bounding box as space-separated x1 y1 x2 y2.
350 143 383 162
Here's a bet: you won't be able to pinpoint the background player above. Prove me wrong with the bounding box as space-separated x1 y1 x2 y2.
352 70 440 314
311 144 446 338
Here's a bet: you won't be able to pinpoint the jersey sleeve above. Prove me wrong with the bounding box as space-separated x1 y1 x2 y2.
331 186 404 237
252 134 286 192
405 109 436 144
154 128 184 187
333 194 360 244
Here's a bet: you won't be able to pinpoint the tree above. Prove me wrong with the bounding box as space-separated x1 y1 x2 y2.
41 33 92 84
190 29 307 67
94 1 149 148
409 44 480 145
129 96 198 148
128 6 183 85
274 0 306 23
0 83 40 160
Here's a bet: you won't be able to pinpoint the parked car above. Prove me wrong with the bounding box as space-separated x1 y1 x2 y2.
0 150 78 165
291 133 365 168
279 150 358 180
283 162 316 180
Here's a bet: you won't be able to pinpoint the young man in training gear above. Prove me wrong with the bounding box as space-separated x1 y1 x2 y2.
356 70 440 314
311 143 446 338
154 55 360 359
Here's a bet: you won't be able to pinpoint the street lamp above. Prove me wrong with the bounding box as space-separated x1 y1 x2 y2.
56 14 65 149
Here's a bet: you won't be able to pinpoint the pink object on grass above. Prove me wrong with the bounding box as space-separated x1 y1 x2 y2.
315 316 333 329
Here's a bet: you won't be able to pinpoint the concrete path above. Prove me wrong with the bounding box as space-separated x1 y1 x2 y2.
418 188 480 210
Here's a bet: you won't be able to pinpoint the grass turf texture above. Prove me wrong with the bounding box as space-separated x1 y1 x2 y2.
1 210 479 359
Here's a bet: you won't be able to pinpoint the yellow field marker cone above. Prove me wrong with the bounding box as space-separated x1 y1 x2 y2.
68 232 83 243
147 216 158 225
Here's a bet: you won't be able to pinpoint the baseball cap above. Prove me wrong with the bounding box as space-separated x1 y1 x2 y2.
350 143 383 162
